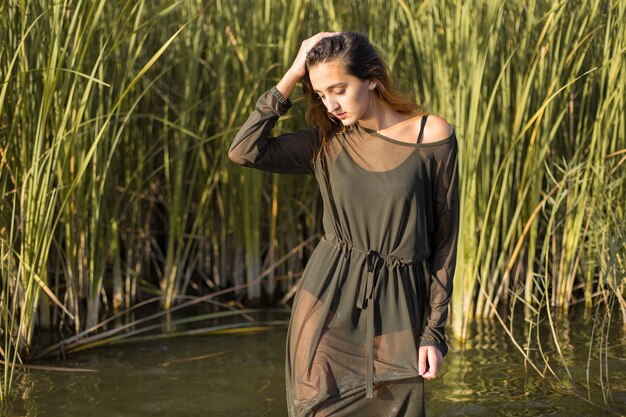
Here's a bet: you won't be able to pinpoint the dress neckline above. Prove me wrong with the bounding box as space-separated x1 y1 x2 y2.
338 135 419 175
360 125 455 148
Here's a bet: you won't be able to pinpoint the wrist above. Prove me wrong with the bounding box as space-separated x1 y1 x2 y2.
287 66 305 80
276 70 301 98
419 338 448 357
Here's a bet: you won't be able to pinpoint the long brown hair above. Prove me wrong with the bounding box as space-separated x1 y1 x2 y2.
301 32 423 160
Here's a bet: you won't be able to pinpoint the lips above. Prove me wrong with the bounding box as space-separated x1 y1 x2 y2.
335 112 347 120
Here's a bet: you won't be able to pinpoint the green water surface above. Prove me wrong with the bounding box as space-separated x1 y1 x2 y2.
3 308 625 417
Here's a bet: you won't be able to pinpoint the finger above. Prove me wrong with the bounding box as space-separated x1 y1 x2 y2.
307 31 340 47
422 368 436 378
418 347 428 376
429 346 440 369
299 32 343 65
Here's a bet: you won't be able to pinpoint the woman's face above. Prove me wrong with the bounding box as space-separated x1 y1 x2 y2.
308 60 372 126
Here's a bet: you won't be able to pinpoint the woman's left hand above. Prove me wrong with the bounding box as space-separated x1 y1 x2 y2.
418 346 443 379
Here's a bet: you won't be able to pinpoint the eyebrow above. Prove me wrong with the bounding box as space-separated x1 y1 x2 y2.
313 82 347 93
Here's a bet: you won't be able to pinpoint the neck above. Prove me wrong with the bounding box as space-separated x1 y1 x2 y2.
357 96 408 132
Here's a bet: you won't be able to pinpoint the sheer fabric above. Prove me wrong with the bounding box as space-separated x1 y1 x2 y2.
229 89 460 417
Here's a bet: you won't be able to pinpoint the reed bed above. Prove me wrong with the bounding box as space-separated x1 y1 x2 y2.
0 0 624 409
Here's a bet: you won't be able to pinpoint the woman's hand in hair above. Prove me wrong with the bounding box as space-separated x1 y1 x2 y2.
277 32 341 99
290 32 341 78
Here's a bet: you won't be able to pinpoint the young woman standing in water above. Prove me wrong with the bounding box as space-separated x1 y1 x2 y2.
229 31 459 417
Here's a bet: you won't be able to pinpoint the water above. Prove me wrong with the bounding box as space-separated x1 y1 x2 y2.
3 307 625 416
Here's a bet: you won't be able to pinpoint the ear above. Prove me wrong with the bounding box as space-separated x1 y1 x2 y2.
368 81 376 90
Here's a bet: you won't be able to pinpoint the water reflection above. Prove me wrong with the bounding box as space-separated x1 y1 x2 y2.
3 306 625 416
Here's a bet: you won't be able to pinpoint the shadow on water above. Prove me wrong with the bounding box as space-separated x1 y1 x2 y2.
2 304 625 417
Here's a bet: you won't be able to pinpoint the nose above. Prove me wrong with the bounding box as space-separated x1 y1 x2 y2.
325 98 340 113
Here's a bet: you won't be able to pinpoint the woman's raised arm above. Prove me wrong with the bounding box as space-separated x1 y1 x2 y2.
228 86 320 174
228 32 340 174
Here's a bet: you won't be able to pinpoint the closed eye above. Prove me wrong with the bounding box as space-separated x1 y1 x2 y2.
317 88 345 99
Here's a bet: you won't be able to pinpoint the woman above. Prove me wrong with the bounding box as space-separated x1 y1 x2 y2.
229 31 459 417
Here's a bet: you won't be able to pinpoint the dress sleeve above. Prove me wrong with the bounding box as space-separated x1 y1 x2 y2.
419 133 460 357
228 87 320 175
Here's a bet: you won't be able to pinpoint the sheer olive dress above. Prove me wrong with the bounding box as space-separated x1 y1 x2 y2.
229 88 460 417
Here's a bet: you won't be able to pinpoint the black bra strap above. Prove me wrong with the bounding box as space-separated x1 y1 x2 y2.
417 115 428 144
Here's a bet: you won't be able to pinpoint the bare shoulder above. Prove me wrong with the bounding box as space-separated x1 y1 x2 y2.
421 114 454 144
